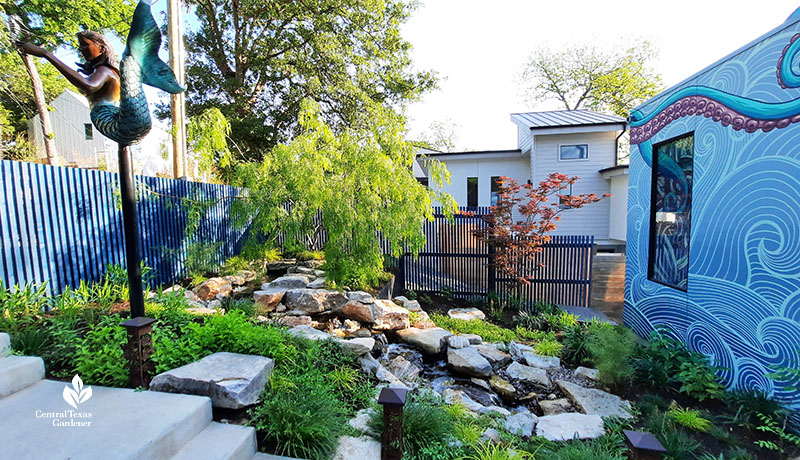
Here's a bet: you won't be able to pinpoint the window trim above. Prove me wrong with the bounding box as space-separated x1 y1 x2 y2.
647 131 694 292
558 143 589 162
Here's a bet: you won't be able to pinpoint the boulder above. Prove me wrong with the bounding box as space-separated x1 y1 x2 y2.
207 299 222 310
509 341 534 362
278 315 312 328
336 338 375 357
386 355 421 382
574 366 600 382
396 327 453 354
410 311 436 329
307 278 326 289
505 362 551 388
539 398 573 416
194 277 233 301
447 346 493 377
523 353 561 369
269 274 313 290
358 355 398 384
149 352 273 409
348 291 375 304
535 413 605 441
403 300 423 312
341 301 374 323
253 288 286 313
447 335 470 349
489 375 517 402
222 274 247 286
461 334 483 345
287 325 332 341
184 290 199 302
480 428 503 443
371 299 410 331
294 266 317 275
284 289 349 314
447 307 486 321
333 436 381 460
474 345 512 366
504 412 537 437
443 389 486 413
393 296 409 304
556 380 633 419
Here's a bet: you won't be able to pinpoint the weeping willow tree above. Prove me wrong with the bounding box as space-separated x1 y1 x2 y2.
231 99 456 289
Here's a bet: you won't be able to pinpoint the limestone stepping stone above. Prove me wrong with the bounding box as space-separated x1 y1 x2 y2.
556 380 632 419
522 353 560 369
447 346 493 377
505 362 550 388
539 398 573 416
348 408 377 436
396 327 453 354
447 307 486 321
150 352 274 409
536 413 605 441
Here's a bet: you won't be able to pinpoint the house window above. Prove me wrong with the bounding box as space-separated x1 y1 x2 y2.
467 177 478 207
417 177 429 187
559 184 573 209
490 176 501 206
648 133 694 291
84 123 93 140
559 144 588 160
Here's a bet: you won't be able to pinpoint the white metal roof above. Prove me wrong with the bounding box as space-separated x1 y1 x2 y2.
511 110 626 129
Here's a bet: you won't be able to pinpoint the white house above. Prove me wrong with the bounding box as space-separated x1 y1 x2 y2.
27 90 177 177
419 110 629 249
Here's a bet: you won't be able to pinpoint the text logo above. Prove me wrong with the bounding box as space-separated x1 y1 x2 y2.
62 375 92 409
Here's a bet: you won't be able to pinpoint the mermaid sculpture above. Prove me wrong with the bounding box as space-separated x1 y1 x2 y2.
16 0 184 146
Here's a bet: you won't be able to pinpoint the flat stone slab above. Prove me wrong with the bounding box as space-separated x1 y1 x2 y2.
447 335 470 349
287 325 331 341
505 362 550 388
574 366 600 382
536 413 605 441
539 398 573 416
347 291 375 304
396 327 452 354
333 436 380 460
504 412 537 437
269 275 313 290
557 380 632 419
447 346 492 377
150 352 274 409
523 352 560 369
336 338 375 357
447 307 486 321
474 344 512 366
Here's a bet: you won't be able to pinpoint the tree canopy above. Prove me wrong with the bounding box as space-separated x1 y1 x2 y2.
520 40 663 118
181 0 437 160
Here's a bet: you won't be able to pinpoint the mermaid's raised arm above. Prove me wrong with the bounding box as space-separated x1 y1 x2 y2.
15 41 116 97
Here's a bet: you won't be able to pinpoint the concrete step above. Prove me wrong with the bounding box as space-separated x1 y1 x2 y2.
0 355 45 397
0 380 212 460
170 422 256 460
0 332 10 356
253 453 305 460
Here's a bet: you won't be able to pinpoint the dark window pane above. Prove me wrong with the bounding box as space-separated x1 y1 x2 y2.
467 177 478 207
649 133 694 291
417 177 429 187
84 123 93 140
560 144 588 160
490 176 501 206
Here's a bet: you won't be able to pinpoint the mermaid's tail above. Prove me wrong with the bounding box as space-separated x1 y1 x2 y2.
91 0 185 145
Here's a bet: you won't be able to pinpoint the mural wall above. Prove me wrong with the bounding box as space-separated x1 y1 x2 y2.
625 13 800 417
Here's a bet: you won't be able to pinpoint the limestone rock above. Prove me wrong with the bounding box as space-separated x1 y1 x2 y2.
574 366 600 382
461 334 483 345
348 408 377 436
480 428 502 443
523 353 561 369
149 352 273 409
358 355 397 384
348 291 375 304
393 296 409 304
556 380 632 419
410 311 436 329
509 341 534 362
489 375 517 402
447 335 470 349
447 346 493 377
279 315 312 328
474 345 512 366
307 277 326 289
336 338 375 357
284 289 349 314
184 290 199 302
0 333 9 356
194 277 233 301
396 327 453 355
447 307 486 321
482 406 511 416
443 389 485 413
341 301 374 323
539 398 573 416
333 436 381 460
294 266 317 275
253 288 286 313
287 325 332 341
207 299 222 310
403 300 423 312
186 306 218 316
505 362 550 388
371 299 410 331
505 412 537 437
386 355 421 382
222 274 247 286
535 413 605 441
269 274 313 290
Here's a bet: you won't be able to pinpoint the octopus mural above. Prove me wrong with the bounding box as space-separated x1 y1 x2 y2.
625 10 800 422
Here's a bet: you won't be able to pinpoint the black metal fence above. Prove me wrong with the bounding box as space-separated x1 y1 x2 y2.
397 208 594 309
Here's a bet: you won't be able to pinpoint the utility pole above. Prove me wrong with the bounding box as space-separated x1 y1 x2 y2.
168 0 187 179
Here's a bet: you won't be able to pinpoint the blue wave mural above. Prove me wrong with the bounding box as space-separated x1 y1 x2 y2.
626 15 800 418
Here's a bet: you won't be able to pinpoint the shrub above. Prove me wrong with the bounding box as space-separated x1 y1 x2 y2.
219 256 250 275
724 389 789 428
668 405 712 432
534 338 563 357
586 324 637 387
676 359 725 402
74 315 128 387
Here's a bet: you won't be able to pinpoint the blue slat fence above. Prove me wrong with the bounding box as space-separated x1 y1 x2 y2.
0 160 245 295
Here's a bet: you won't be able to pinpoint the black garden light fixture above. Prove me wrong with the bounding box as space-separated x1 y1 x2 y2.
377 387 408 460
623 429 667 460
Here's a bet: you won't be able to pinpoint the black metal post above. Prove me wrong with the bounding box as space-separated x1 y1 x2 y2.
118 144 145 318
378 388 408 460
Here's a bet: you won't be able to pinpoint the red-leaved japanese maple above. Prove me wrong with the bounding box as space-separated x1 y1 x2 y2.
473 173 609 284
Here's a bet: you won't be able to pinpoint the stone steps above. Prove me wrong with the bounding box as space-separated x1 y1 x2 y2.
169 422 257 460
0 354 45 397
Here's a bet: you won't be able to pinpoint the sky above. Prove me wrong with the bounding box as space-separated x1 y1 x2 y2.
400 0 800 151
52 1 800 150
